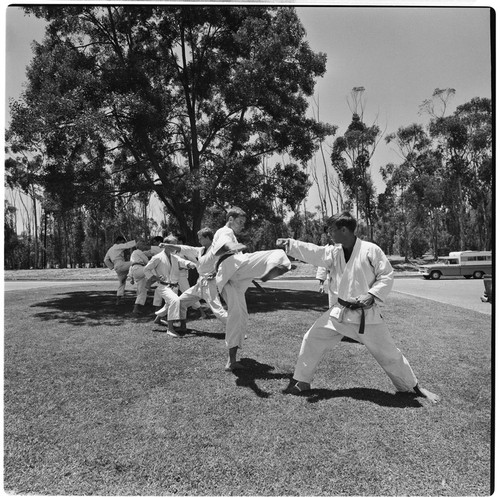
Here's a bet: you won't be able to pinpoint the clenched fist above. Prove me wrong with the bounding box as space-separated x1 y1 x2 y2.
276 238 290 250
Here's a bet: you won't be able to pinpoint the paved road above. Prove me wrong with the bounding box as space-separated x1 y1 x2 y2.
260 277 492 316
3 280 100 291
4 276 492 316
393 277 491 315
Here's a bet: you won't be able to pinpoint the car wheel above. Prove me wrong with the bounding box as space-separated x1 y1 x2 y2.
473 271 484 279
430 271 441 280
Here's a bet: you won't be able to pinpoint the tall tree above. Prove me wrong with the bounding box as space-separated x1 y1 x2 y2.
331 105 380 239
11 5 334 243
429 97 492 250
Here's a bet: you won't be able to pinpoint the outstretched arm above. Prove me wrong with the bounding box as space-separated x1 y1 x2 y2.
276 238 333 268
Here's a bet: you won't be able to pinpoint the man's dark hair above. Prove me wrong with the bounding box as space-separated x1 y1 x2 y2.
115 235 126 244
327 212 357 232
151 236 164 244
197 227 214 240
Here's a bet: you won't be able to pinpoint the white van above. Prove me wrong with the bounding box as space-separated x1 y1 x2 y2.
418 251 492 280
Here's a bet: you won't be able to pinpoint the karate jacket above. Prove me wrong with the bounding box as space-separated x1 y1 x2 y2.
176 245 219 278
144 250 184 284
287 238 394 325
104 240 136 269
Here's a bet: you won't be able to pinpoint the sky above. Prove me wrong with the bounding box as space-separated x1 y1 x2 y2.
3 3 493 217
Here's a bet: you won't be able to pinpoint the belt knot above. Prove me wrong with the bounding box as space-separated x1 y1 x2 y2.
337 298 368 334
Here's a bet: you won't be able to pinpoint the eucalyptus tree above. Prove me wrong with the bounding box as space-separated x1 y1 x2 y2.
330 110 380 240
11 5 334 243
383 123 435 259
429 97 492 250
383 95 492 257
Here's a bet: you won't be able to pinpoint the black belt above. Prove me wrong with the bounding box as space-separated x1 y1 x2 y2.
215 253 234 272
337 298 368 334
131 262 145 266
159 282 178 288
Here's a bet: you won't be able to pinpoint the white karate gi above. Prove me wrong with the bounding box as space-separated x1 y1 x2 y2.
178 265 201 310
217 249 292 349
148 246 166 307
287 238 418 392
212 225 292 348
128 249 150 305
175 244 228 324
144 251 186 321
104 240 136 297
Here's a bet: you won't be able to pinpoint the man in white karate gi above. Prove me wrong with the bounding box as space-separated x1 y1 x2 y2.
128 241 153 314
167 234 205 318
212 207 292 371
160 228 228 326
104 236 136 305
277 211 440 403
149 236 167 311
144 236 189 337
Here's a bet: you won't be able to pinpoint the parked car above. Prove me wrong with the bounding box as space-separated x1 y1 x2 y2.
418 251 492 280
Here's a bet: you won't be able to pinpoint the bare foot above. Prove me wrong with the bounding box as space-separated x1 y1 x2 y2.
414 385 440 404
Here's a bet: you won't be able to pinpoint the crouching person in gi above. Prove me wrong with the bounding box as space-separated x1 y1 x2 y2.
212 207 292 371
276 211 440 403
160 228 228 327
144 236 188 337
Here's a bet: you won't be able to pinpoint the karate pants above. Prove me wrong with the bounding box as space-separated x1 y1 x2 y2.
178 275 201 310
220 250 292 349
179 279 227 324
114 261 132 297
153 287 163 307
130 265 148 305
293 307 418 392
155 285 186 321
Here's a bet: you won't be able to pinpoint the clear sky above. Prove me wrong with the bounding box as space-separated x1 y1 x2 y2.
3 3 493 215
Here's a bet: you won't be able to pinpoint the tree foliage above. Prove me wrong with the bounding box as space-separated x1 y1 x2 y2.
331 112 379 239
381 94 492 258
8 5 333 244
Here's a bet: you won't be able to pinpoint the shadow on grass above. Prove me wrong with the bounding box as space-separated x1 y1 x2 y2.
30 290 156 327
232 358 293 398
28 287 327 327
246 287 328 314
154 327 226 340
298 387 424 408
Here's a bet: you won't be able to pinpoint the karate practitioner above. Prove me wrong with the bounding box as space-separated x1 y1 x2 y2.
149 236 167 310
128 241 152 314
143 236 189 337
104 236 136 305
213 207 292 371
276 212 440 403
160 228 228 326
169 234 205 318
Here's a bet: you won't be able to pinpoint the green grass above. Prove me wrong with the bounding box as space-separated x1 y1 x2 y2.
4 282 492 495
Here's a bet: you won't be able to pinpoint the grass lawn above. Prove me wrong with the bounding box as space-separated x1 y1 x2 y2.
4 282 492 495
